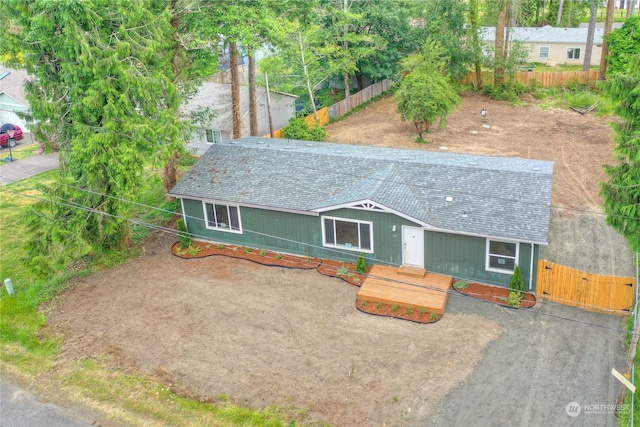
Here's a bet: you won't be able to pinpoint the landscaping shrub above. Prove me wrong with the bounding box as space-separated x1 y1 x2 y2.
508 265 525 306
282 117 327 141
355 253 367 274
177 218 190 249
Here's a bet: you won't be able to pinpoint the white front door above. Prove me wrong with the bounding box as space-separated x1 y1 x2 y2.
402 226 424 268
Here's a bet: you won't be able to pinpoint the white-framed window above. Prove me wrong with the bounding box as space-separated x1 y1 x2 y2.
203 202 242 233
486 239 519 273
539 46 550 58
322 216 373 253
205 129 222 144
567 47 581 59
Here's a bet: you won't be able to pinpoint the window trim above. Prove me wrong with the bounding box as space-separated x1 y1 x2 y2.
321 216 374 253
203 201 242 234
567 47 581 60
204 129 222 145
539 46 550 59
485 238 519 274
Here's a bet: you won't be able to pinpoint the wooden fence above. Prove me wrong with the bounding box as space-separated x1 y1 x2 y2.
536 260 636 315
328 79 392 118
265 79 392 138
465 70 600 88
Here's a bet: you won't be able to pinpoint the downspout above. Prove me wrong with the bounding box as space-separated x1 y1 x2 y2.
529 243 535 291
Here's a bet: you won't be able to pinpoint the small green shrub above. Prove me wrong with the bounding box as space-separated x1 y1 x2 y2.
509 265 525 293
244 247 252 253
507 290 523 307
416 137 429 144
361 300 368 308
352 277 361 285
275 253 283 260
231 246 238 251
376 302 383 310
392 304 399 312
177 218 190 249
406 307 414 315
355 253 367 274
453 280 469 290
419 306 427 315
430 312 438 320
282 117 327 141
217 243 225 250
336 266 352 277
259 249 267 256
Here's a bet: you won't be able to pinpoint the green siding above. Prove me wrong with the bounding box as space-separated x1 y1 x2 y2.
181 199 419 265
181 198 539 290
425 231 538 290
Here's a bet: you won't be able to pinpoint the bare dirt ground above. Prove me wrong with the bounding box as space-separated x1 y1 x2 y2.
326 93 635 277
45 92 634 427
47 232 502 427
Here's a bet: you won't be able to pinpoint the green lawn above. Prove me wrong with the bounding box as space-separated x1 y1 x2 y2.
0 169 303 427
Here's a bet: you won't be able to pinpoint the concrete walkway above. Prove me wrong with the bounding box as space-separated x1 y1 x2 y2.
0 152 59 185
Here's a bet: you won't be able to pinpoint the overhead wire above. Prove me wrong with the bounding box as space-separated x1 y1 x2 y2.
1 179 637 337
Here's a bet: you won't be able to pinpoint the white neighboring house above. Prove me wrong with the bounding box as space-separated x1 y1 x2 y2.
0 66 30 131
480 25 605 67
182 81 297 155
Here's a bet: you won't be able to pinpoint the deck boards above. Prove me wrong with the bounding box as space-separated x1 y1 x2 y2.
357 265 453 314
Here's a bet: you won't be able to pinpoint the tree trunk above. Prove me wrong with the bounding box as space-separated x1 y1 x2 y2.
163 0 180 201
470 0 483 89
627 0 635 17
230 41 242 139
494 0 508 86
583 3 597 71
248 53 258 136
298 31 318 122
598 0 615 80
556 0 565 26
343 0 350 101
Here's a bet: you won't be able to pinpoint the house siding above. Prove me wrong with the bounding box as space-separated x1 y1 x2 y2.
182 198 540 290
425 231 538 290
181 199 422 265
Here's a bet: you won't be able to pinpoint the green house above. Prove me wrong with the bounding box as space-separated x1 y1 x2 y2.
169 137 553 291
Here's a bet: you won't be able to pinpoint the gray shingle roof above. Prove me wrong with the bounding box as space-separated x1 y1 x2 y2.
480 25 604 44
170 137 554 244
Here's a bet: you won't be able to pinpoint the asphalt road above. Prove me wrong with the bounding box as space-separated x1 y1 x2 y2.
0 381 92 427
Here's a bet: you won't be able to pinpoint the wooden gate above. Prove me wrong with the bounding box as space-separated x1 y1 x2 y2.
536 260 636 315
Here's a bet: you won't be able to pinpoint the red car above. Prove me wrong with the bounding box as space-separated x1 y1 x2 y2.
0 123 24 148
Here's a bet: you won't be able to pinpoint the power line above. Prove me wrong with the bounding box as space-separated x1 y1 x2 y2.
1 183 637 336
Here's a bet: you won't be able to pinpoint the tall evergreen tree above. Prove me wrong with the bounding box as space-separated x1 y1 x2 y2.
600 53 640 252
1 0 182 273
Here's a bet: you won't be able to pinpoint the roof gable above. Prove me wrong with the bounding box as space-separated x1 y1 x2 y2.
170 137 554 244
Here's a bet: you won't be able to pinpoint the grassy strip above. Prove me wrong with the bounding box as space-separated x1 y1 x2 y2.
618 315 640 426
0 168 304 426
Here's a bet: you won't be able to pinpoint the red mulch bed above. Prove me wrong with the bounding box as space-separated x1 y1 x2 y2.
172 240 445 323
356 299 442 324
453 280 536 308
172 241 321 269
316 258 369 287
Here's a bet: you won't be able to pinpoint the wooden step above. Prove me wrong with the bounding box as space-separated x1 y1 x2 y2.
397 266 426 278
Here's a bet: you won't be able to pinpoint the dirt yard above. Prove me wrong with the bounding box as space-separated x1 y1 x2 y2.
46 92 634 426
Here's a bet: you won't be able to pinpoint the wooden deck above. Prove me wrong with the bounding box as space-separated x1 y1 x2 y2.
357 265 453 315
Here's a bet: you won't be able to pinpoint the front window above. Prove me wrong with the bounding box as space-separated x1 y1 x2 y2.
567 47 581 59
204 202 241 233
486 239 518 273
539 46 550 58
322 216 373 253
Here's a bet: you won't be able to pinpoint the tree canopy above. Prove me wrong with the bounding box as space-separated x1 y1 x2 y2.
605 16 640 76
600 53 640 252
1 0 183 274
